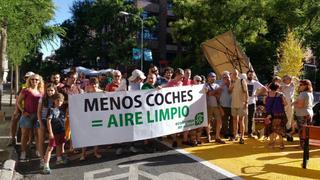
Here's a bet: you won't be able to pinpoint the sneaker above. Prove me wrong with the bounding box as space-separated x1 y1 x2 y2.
40 159 45 168
215 139 226 144
56 158 68 165
286 134 294 142
229 136 235 141
129 146 138 153
239 138 245 144
116 148 123 155
172 141 178 148
36 151 41 157
248 133 255 138
7 138 16 147
42 166 51 174
19 152 27 162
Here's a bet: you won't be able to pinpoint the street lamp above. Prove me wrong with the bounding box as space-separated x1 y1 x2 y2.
120 11 144 71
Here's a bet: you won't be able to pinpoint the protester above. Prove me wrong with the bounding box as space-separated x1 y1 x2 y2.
230 70 248 144
219 71 233 139
105 70 127 91
246 70 267 138
280 75 295 140
148 65 166 87
205 72 225 144
17 74 44 161
190 75 203 145
50 72 64 91
264 82 287 149
80 77 102 160
61 71 83 153
8 71 35 146
166 68 184 147
161 66 174 86
293 79 314 148
128 69 146 90
37 83 57 167
43 93 67 174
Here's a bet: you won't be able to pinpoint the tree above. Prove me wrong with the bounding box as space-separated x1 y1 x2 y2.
0 0 64 93
170 0 320 81
55 0 156 70
277 31 304 78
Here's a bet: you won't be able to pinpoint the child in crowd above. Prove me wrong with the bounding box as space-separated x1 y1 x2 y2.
37 83 57 167
43 93 67 174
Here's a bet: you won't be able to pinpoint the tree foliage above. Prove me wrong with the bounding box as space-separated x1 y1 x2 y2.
170 0 320 82
277 32 304 78
55 0 156 70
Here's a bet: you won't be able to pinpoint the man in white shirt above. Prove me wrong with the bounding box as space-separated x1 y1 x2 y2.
246 70 267 138
280 75 295 131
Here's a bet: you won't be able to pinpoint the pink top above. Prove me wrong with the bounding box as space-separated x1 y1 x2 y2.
167 79 183 87
182 79 193 86
21 89 43 113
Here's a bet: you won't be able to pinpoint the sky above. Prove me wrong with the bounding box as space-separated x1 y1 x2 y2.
40 0 73 58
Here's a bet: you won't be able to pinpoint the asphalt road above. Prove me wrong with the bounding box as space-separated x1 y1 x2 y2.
16 141 235 180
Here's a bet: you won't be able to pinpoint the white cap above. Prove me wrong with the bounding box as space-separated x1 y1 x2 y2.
25 71 35 77
128 69 146 81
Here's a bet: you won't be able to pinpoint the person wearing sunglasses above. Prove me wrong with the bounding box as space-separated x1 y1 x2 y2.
17 74 44 162
293 79 314 148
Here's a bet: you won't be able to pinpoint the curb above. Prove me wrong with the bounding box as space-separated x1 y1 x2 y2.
0 145 18 180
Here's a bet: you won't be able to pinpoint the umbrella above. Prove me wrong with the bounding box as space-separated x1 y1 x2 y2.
201 31 254 78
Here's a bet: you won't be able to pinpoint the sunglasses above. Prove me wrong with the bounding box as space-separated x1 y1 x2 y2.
31 78 39 81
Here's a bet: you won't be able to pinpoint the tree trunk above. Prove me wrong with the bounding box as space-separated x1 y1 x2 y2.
0 19 8 110
15 65 19 95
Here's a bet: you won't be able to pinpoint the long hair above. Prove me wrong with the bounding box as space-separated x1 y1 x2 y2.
300 79 313 92
42 83 57 107
26 74 44 93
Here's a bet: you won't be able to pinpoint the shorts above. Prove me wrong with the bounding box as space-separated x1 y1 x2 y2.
231 107 248 117
208 106 222 121
48 133 66 147
19 113 37 128
34 119 47 129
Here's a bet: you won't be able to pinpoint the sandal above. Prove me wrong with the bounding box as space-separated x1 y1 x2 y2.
268 141 275 148
80 155 86 161
94 153 102 159
280 143 285 150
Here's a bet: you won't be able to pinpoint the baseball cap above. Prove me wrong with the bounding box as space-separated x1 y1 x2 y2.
208 72 216 77
25 71 35 77
128 69 146 81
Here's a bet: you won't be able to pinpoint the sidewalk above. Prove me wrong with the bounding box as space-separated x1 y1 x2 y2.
0 83 19 180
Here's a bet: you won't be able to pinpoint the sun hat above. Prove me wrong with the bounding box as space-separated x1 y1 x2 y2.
25 71 35 77
128 69 146 81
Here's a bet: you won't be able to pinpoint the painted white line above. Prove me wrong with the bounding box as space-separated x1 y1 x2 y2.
159 140 242 180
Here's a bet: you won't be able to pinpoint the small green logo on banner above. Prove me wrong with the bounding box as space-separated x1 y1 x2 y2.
194 112 204 125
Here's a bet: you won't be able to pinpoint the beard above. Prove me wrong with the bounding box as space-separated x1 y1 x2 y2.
247 77 253 81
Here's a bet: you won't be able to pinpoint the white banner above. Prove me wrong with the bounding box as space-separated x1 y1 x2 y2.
69 85 208 148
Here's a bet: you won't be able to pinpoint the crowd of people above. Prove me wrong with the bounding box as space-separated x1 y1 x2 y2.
8 65 315 174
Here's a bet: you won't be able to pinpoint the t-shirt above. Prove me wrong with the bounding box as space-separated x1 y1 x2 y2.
281 83 295 103
21 89 43 113
183 79 193 86
206 82 220 107
247 80 264 105
231 78 248 108
48 107 66 134
39 98 53 120
166 79 183 87
295 91 314 117
128 82 143 91
141 83 155 90
219 84 232 108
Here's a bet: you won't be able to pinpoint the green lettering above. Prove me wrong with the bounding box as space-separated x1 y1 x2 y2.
135 112 143 125
119 114 123 127
125 113 134 126
147 111 154 123
159 108 170 121
170 107 177 119
182 106 189 117
108 114 118 127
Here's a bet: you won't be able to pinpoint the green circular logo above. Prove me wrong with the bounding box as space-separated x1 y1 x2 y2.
194 112 204 125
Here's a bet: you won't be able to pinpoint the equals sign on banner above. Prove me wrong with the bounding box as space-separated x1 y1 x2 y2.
91 120 103 127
